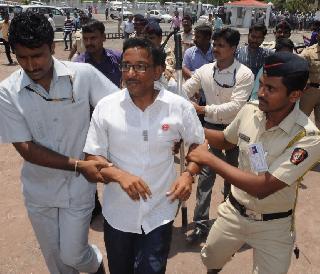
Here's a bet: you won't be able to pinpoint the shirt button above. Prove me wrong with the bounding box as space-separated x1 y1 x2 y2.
53 118 58 122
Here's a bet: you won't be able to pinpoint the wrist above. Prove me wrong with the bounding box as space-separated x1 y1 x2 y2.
183 169 196 183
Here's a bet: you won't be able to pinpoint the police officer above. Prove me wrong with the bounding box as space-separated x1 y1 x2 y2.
300 30 320 129
183 28 254 245
187 52 320 273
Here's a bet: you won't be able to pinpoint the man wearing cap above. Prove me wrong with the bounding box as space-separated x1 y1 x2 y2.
187 52 320 273
262 20 292 50
299 30 320 129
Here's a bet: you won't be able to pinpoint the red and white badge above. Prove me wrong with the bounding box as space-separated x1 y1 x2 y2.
290 148 308 165
162 124 170 131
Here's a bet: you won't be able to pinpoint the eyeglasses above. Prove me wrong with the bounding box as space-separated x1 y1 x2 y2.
25 76 75 103
120 63 153 73
213 66 236 88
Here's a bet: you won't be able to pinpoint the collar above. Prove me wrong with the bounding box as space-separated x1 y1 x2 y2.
195 44 213 56
16 57 72 93
213 59 238 73
121 86 167 104
256 102 301 135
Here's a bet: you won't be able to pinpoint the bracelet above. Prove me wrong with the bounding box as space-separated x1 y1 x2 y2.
74 160 80 177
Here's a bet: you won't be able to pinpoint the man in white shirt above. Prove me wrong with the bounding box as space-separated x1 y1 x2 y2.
84 38 204 274
0 13 119 274
122 14 134 39
48 13 56 32
183 28 254 245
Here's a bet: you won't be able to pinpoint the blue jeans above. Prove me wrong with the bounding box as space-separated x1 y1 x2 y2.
104 219 173 274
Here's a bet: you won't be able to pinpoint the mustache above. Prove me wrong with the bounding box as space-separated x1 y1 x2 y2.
258 96 268 104
25 69 42 74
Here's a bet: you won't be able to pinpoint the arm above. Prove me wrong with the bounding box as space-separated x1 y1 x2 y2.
85 154 151 201
187 141 287 199
182 66 193 80
204 128 236 150
13 141 109 182
68 42 77 61
182 69 202 99
167 103 205 201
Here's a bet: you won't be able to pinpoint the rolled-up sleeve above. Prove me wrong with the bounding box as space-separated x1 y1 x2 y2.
268 134 320 186
182 69 202 99
83 101 109 159
204 70 254 122
0 87 32 144
88 65 120 107
180 102 205 147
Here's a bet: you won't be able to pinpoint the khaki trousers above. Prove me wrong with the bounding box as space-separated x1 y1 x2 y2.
201 201 294 274
300 87 320 129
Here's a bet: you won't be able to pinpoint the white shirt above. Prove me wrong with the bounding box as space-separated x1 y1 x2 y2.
48 17 56 32
183 60 254 124
123 20 134 34
0 58 119 207
84 88 204 234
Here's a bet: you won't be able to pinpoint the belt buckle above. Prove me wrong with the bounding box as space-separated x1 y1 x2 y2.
245 209 262 221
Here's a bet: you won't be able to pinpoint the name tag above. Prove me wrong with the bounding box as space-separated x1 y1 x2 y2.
248 143 268 172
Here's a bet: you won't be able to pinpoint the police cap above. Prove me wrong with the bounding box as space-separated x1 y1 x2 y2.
263 52 309 77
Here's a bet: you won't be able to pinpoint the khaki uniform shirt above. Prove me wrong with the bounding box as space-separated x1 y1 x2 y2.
300 44 320 84
0 20 10 41
224 102 320 213
73 31 86 54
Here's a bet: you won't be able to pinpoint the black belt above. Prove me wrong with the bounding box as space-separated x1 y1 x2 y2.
204 122 228 130
309 83 320 88
228 192 292 221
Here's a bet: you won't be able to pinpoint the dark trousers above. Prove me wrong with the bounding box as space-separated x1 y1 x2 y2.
0 38 13 64
104 219 173 274
63 31 72 49
193 122 239 232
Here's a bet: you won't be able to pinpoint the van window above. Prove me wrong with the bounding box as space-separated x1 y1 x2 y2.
52 8 63 16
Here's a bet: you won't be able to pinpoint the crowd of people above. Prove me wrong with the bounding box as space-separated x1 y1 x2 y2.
0 9 320 274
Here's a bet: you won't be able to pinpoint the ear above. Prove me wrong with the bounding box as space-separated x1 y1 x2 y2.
153 65 163 81
288 90 302 103
50 43 55 55
103 33 106 41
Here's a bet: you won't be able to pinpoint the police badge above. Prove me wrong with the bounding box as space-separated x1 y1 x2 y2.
290 148 308 165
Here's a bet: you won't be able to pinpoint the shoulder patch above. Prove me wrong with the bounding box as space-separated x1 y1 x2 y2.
290 148 308 165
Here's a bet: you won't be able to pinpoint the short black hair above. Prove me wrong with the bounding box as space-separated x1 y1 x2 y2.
82 19 105 34
275 38 294 52
123 38 166 67
9 12 54 49
282 72 309 95
144 21 162 37
182 15 192 23
249 23 267 36
194 24 212 39
212 27 240 47
275 20 291 31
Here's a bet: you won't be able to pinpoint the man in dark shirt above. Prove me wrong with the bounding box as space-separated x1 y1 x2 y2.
74 19 122 87
236 23 272 78
74 19 122 221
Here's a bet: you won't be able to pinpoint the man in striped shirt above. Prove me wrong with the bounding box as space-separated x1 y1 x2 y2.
236 23 272 78
64 12 74 50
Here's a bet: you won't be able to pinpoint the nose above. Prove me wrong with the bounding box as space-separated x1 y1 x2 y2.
26 57 35 72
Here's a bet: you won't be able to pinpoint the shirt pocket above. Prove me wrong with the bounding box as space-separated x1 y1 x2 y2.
238 141 251 171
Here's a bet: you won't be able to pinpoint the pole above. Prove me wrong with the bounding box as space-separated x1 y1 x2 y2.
174 33 189 231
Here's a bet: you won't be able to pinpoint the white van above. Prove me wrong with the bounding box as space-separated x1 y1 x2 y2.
20 5 66 30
